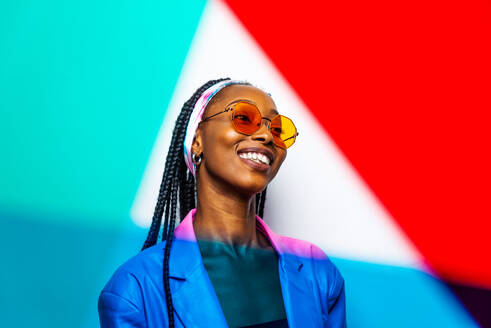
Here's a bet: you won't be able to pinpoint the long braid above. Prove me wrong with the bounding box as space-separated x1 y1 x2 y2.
141 115 182 249
180 170 195 219
140 78 230 328
163 176 178 326
257 187 267 219
255 191 261 214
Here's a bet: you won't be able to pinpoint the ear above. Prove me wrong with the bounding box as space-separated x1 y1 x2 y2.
191 127 203 156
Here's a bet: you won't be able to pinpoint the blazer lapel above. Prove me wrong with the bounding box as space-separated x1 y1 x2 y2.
256 216 322 328
277 255 321 327
168 209 228 328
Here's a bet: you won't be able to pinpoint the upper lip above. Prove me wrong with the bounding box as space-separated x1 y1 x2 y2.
237 147 274 164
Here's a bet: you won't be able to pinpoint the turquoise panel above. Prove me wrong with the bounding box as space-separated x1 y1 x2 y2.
0 0 207 226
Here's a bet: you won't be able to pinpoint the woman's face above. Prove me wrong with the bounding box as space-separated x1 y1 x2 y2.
193 84 287 196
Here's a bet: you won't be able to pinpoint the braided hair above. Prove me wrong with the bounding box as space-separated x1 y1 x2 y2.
140 78 268 327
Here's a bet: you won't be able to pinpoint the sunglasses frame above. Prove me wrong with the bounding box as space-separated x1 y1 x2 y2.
199 99 299 149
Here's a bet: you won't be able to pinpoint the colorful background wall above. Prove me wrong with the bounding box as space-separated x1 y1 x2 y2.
1 0 490 326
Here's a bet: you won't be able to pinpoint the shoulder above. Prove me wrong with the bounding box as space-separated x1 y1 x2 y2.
260 217 342 280
98 243 167 327
276 233 336 266
100 242 165 304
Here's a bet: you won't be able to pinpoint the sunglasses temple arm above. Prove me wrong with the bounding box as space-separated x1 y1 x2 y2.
201 108 231 122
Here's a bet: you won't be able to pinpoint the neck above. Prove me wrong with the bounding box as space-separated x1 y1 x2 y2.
193 170 265 247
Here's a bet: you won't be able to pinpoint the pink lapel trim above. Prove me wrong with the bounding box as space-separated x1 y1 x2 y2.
173 208 284 253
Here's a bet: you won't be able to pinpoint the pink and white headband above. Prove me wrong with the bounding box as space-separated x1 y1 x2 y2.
183 79 249 176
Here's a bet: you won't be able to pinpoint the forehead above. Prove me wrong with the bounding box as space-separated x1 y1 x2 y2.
206 84 278 116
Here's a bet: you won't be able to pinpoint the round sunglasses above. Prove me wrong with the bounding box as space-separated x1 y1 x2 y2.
199 100 299 149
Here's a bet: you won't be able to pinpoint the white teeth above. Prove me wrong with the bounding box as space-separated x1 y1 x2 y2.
238 152 270 165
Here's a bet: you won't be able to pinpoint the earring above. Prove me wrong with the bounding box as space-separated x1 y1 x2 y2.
192 152 202 165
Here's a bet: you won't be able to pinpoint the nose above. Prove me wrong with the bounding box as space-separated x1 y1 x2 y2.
251 118 274 144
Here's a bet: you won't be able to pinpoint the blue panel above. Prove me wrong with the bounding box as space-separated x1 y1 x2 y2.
331 258 479 327
1 208 478 327
0 209 146 327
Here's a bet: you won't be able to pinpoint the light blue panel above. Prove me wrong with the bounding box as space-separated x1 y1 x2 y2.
331 258 478 327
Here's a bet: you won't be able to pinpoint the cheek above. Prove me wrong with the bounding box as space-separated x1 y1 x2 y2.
202 129 241 177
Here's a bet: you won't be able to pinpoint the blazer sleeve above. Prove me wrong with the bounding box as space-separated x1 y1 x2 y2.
98 269 147 328
311 244 347 328
326 263 347 328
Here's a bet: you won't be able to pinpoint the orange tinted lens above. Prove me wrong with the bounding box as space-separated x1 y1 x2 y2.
232 102 262 135
271 115 297 149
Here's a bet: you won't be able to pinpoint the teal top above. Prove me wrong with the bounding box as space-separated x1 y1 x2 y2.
197 238 288 328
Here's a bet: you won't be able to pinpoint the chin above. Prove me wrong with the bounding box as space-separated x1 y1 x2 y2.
207 162 273 195
233 174 270 195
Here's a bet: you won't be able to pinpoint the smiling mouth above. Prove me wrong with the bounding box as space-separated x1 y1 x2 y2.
237 152 271 172
238 151 271 165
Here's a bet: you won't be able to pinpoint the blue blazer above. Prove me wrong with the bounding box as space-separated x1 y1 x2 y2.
98 209 347 327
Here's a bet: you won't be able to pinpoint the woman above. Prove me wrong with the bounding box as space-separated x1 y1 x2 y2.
98 78 347 327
